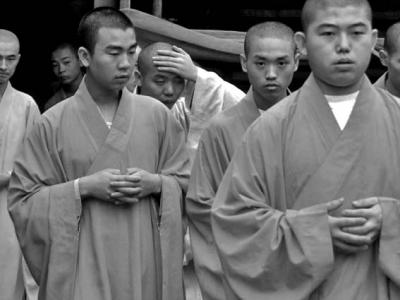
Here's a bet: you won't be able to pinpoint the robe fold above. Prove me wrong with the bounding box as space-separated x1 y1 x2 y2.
0 82 40 300
186 89 259 300
8 81 189 300
211 74 400 300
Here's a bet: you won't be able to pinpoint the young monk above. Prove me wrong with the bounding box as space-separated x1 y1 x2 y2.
0 29 40 300
375 21 400 101
137 42 245 159
186 21 299 300
44 41 84 111
211 0 400 299
8 7 189 300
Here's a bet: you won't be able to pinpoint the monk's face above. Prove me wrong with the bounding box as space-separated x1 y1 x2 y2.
241 36 298 104
51 47 82 85
81 27 137 93
0 38 20 84
140 66 185 109
303 5 377 95
385 43 400 97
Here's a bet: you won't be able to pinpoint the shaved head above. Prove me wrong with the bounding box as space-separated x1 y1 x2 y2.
0 29 20 53
301 0 372 31
244 22 296 57
384 22 400 55
137 42 173 75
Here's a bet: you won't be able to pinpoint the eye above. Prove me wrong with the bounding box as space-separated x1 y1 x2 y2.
255 61 265 67
321 31 335 37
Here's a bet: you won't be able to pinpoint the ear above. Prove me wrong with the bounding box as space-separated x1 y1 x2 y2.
378 49 389 67
293 50 300 72
294 31 307 57
78 47 91 68
15 53 21 67
240 53 247 73
371 29 378 52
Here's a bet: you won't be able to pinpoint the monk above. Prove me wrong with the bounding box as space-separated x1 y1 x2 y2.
137 42 245 159
211 0 400 299
375 21 400 102
186 21 299 300
44 41 84 111
0 29 40 300
8 7 189 300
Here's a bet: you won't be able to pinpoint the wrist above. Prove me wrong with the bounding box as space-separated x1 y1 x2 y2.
78 176 91 199
153 174 162 194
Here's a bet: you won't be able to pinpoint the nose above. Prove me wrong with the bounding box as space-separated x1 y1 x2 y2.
336 32 351 53
59 63 66 73
163 82 174 96
0 58 6 70
265 65 277 80
119 53 131 70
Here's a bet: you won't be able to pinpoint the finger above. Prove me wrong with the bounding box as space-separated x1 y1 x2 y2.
153 49 179 58
108 168 122 174
113 197 138 204
333 240 368 254
341 208 371 218
342 224 373 235
127 167 140 174
172 45 186 54
112 187 142 196
335 229 371 246
352 197 378 208
326 198 344 212
334 216 366 227
110 180 137 188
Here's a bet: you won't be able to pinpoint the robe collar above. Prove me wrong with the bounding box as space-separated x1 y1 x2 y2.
0 82 15 131
236 88 261 128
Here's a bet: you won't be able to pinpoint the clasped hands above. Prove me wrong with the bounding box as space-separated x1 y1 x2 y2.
79 168 161 206
325 197 382 254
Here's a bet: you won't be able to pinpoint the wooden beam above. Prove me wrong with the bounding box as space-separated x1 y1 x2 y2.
153 0 162 17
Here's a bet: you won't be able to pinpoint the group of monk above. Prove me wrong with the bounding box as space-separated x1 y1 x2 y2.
1 0 400 299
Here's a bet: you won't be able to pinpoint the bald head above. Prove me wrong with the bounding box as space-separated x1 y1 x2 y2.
301 0 372 31
0 29 20 53
137 42 173 75
384 22 400 55
244 22 296 57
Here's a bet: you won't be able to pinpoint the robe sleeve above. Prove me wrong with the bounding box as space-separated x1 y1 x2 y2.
7 117 81 297
153 105 190 300
185 123 232 299
211 118 334 300
378 198 400 286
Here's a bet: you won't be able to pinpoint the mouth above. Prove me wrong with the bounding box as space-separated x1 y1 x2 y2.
334 59 354 65
264 84 280 90
115 75 130 81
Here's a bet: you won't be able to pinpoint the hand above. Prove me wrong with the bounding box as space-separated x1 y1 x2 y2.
326 198 370 254
152 45 198 82
341 197 382 245
110 168 162 200
79 169 137 205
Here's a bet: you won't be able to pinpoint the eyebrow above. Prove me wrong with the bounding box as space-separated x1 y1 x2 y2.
318 22 368 29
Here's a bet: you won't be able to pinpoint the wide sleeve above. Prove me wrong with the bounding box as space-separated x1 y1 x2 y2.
7 118 81 297
211 119 334 300
185 123 233 299
378 198 400 287
154 106 190 300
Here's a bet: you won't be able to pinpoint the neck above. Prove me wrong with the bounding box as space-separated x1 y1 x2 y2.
0 81 8 99
84 75 120 105
63 73 83 97
386 77 400 98
315 75 364 96
253 87 286 111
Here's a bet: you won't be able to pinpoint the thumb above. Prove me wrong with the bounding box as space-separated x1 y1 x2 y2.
326 197 344 213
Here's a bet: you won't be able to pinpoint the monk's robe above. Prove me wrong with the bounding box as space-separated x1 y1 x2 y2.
186 89 259 300
8 81 190 300
211 74 400 300
171 66 244 161
0 82 40 300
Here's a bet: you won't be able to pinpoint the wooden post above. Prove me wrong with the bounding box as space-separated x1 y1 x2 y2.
120 0 131 9
94 0 118 8
153 0 162 17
